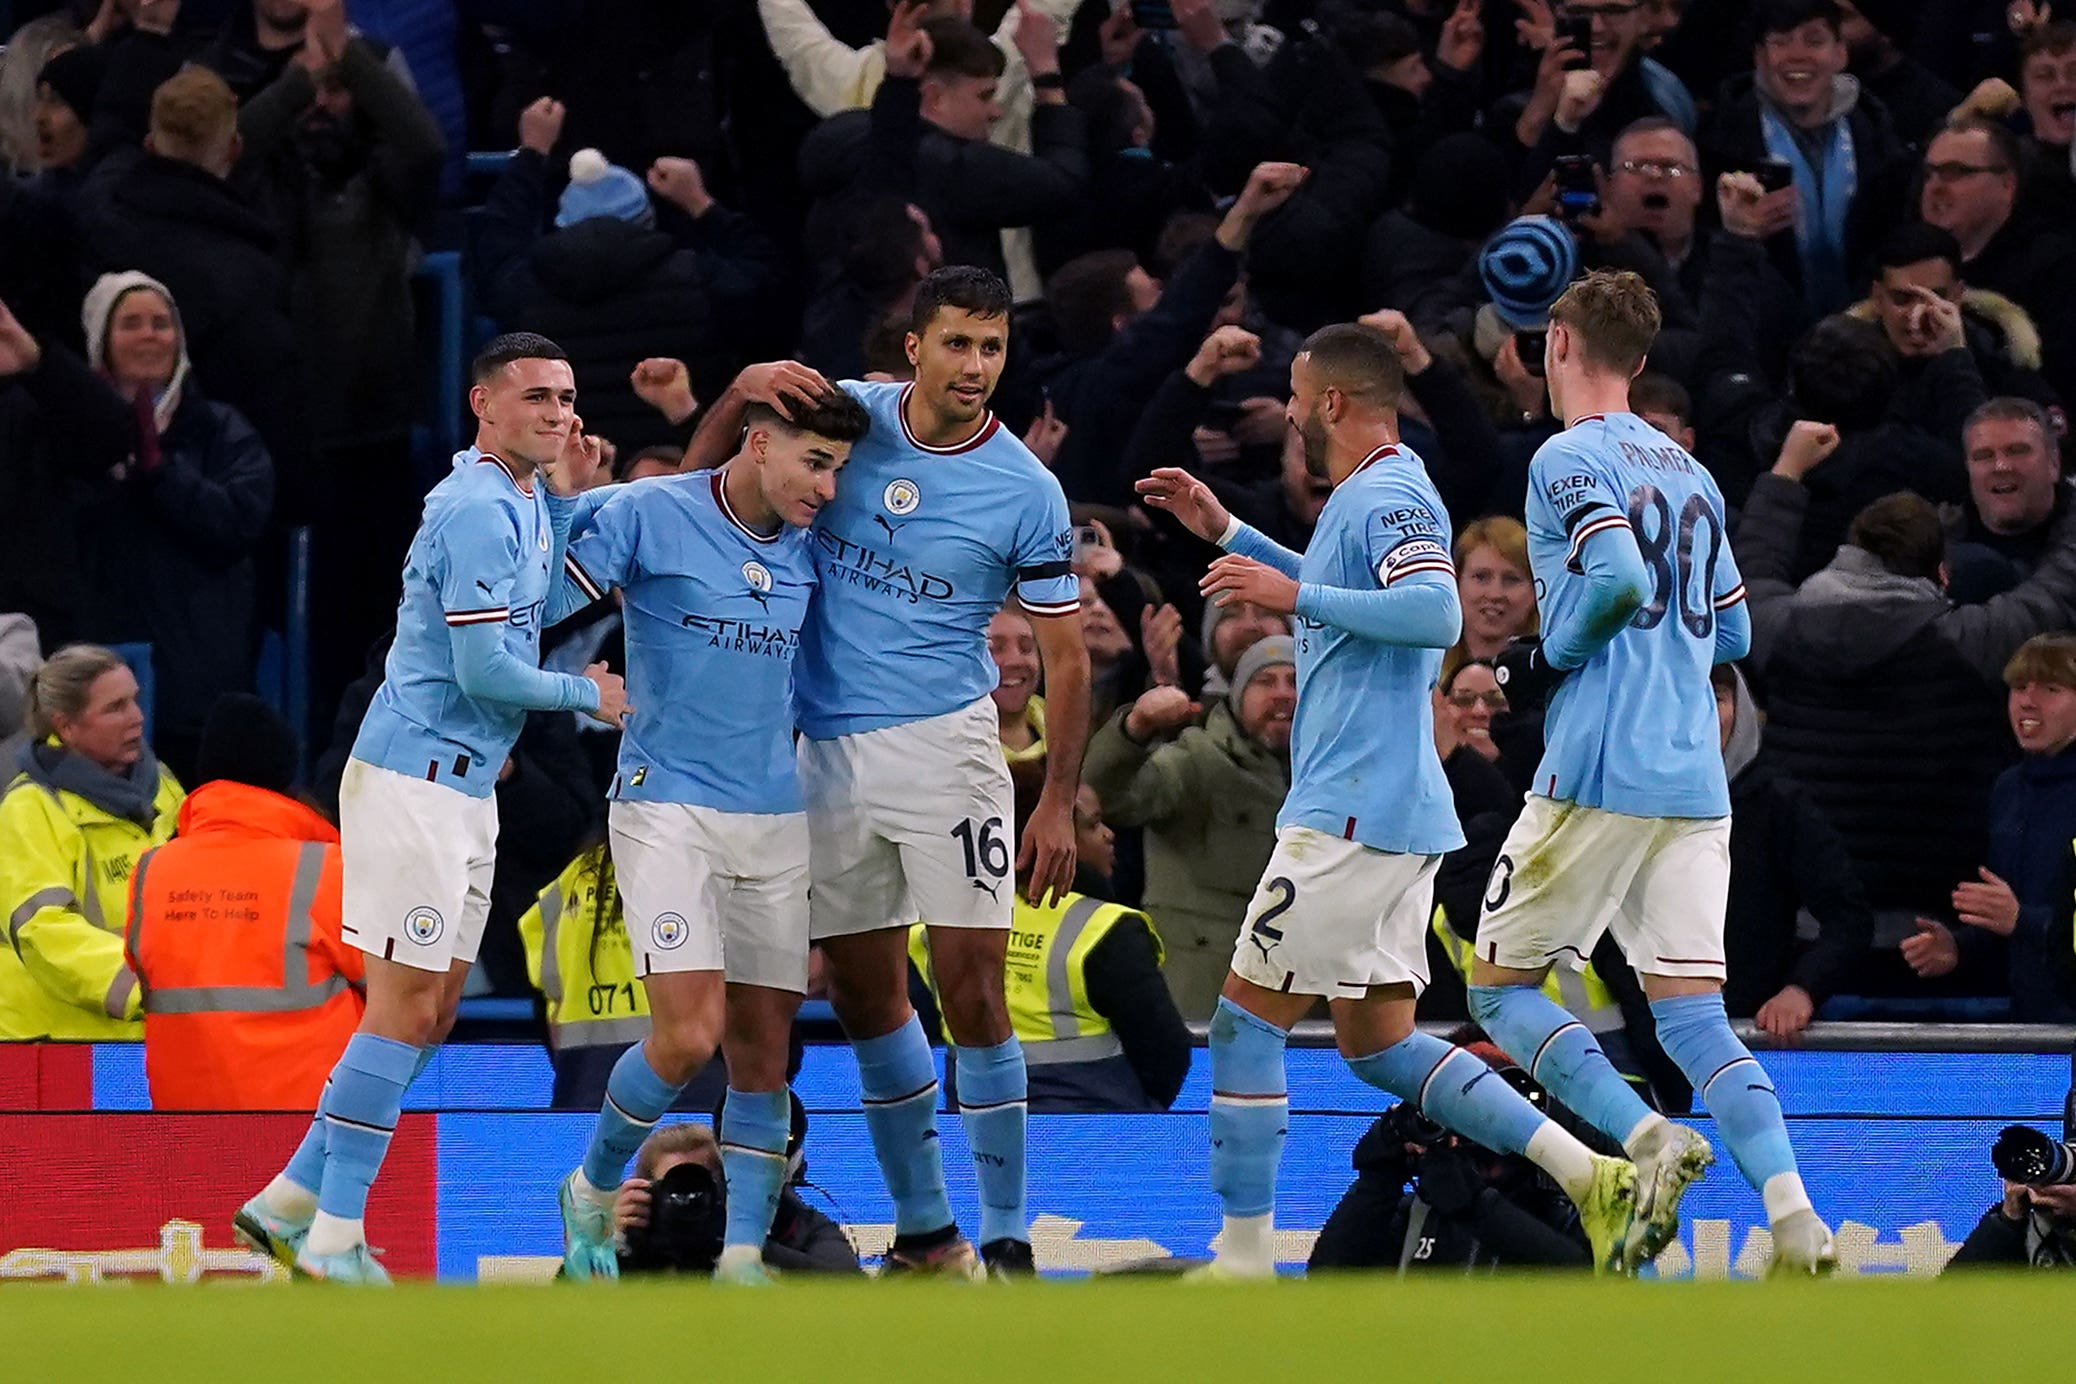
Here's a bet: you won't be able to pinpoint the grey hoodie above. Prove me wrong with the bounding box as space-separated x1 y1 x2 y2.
1738 473 2076 682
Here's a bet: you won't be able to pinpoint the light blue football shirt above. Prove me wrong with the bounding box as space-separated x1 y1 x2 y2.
1526 412 1751 819
565 469 817 815
354 449 595 799
793 380 1079 739
1227 444 1466 857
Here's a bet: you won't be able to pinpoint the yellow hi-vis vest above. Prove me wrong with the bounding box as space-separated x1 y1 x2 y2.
908 891 1162 1065
518 845 652 1051
1429 904 1624 1034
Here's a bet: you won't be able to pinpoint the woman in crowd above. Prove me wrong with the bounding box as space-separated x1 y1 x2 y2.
0 644 183 1040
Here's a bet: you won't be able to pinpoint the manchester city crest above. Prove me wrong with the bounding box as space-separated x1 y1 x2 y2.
883 478 921 516
652 913 689 950
403 906 444 945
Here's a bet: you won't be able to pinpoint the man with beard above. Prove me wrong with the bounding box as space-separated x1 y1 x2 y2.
1139 323 1643 1280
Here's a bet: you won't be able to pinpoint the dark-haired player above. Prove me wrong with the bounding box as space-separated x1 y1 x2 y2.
554 390 872 1285
690 266 1089 1277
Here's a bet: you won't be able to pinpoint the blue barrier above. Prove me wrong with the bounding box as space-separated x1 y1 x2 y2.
85 1042 2075 1119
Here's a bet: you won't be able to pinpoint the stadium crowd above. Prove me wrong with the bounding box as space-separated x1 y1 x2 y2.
2 0 2076 1125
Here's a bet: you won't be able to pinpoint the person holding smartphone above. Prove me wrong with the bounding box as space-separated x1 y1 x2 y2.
1696 0 1911 318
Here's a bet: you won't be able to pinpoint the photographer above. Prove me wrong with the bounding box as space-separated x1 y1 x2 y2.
1946 1119 2076 1269
613 1115 861 1277
1307 1041 1601 1272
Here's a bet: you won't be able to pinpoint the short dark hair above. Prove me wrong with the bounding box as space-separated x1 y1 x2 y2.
910 264 1011 336
1152 210 1219 279
1753 0 1842 40
922 18 1005 81
1068 66 1138 154
842 198 933 295
1847 491 1944 580
1631 371 1692 428
471 332 568 384
1319 0 1421 69
2022 18 2076 60
614 444 683 481
861 314 913 378
1964 396 2056 449
1047 250 1141 355
1299 322 1404 411
746 389 873 445
1872 222 1963 277
1939 114 2022 173
1789 315 1896 430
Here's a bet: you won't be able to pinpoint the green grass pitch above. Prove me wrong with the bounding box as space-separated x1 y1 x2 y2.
4 1274 2068 1383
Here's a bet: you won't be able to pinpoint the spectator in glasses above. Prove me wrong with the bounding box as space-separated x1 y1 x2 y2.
1921 117 2076 410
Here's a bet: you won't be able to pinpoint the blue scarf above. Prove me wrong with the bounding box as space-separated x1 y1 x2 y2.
1760 102 1857 317
1640 58 1696 136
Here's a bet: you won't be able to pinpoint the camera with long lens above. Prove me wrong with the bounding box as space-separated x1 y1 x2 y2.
1991 1124 2076 1187
626 1160 726 1272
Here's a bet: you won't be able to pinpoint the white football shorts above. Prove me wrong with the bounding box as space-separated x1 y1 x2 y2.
801 696 1015 940
1476 797 1730 981
1229 825 1439 999
338 757 498 973
609 799 810 993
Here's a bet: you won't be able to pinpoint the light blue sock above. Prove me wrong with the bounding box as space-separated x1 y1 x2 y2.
854 1014 953 1236
956 1037 1028 1246
1652 992 1800 1194
1470 983 1656 1146
282 1082 332 1195
581 1044 683 1192
1348 1030 1544 1157
315 1034 420 1221
720 1086 792 1252
289 1045 438 1198
1207 997 1288 1220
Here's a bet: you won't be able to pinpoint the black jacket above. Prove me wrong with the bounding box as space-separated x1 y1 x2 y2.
77 151 309 520
1723 756 1877 1015
477 149 787 453
1963 748 2076 1022
1040 239 1242 508
1946 1202 2076 1269
617 1187 863 1276
798 75 1087 288
1740 474 2076 914
1698 74 1913 318
234 42 445 452
1309 1117 1590 1272
1962 212 2076 410
1693 234 1959 532
15 347 273 739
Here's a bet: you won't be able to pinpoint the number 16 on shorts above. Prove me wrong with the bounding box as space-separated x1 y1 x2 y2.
951 814 1010 902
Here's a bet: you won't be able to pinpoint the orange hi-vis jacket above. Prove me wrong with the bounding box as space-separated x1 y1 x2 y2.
123 781 365 1110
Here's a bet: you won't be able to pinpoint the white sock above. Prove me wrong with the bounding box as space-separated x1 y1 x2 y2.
260 1175 318 1222
571 1168 617 1210
1216 1213 1275 1276
1525 1123 1598 1203
1762 1171 1814 1225
716 1244 762 1272
1621 1111 1673 1161
305 1211 362 1257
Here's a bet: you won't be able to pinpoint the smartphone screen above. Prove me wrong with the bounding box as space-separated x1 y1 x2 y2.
1557 15 1593 67
1130 0 1179 30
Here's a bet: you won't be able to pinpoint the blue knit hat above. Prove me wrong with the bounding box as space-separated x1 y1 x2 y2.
556 148 654 230
1479 215 1579 329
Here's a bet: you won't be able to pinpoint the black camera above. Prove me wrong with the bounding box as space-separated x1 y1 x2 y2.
1379 1101 1451 1148
1993 1124 2076 1187
627 1160 726 1272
